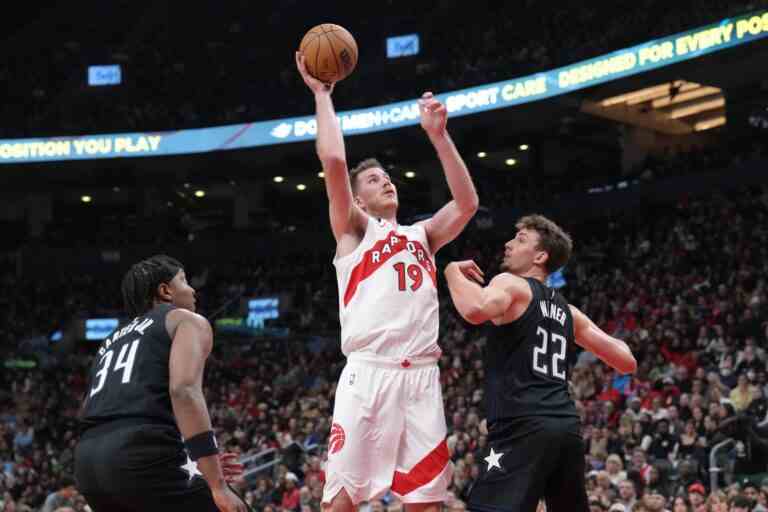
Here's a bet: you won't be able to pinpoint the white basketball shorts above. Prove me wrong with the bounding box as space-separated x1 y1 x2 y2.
322 353 452 505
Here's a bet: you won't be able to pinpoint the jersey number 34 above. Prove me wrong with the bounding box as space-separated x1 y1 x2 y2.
89 339 141 397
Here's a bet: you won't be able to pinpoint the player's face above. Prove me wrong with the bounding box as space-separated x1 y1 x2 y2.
166 269 197 312
501 228 546 274
354 167 398 213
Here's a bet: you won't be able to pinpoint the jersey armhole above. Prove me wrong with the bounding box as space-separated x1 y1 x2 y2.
506 277 538 327
416 222 434 257
333 215 375 266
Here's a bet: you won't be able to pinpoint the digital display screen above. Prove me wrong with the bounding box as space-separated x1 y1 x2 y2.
85 318 120 340
246 298 279 329
88 65 122 86
387 34 419 58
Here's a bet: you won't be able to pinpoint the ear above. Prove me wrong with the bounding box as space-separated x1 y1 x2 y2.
156 282 173 302
353 194 367 211
533 250 549 269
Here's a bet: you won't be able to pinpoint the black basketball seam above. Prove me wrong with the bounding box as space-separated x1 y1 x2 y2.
315 36 323 81
329 32 356 72
324 34 342 80
331 31 356 57
300 33 321 53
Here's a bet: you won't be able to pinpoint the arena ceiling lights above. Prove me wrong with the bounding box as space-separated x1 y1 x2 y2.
581 81 726 134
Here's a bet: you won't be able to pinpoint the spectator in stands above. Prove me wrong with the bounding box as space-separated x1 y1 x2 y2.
730 373 757 412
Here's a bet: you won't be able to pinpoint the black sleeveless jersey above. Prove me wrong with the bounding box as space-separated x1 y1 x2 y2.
80 304 178 428
483 277 579 425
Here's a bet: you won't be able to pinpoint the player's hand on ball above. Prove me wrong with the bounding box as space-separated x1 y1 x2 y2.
295 51 334 94
220 452 244 483
451 260 485 284
419 91 447 137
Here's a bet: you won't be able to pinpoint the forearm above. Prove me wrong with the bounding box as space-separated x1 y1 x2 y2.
445 264 486 323
596 336 637 375
315 92 346 164
171 387 226 492
429 132 478 211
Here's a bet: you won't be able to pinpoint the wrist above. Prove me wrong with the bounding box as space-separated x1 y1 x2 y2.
428 130 450 145
209 476 228 491
314 89 333 100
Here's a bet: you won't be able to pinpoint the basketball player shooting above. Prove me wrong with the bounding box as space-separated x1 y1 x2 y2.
444 215 637 512
296 51 479 512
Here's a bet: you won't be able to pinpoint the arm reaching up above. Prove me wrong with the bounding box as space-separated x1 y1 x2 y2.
295 52 367 243
417 92 479 253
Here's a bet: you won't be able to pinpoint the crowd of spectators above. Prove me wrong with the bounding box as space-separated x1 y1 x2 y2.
2 168 768 512
1 0 765 138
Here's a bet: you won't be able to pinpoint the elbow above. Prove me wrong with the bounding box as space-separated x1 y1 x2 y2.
458 195 479 217
169 383 198 402
619 354 638 375
463 305 486 325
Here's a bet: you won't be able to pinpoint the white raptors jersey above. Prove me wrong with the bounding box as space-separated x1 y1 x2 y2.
334 216 440 359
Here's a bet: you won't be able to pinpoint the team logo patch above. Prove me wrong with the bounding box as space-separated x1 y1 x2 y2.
329 423 346 455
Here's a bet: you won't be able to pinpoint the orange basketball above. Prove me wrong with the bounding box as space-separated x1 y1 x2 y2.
299 24 358 83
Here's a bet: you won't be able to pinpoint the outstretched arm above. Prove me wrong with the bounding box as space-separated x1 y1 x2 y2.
296 52 366 242
570 305 637 375
418 92 479 253
445 262 524 324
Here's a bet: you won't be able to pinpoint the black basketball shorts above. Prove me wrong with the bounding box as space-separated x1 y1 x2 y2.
467 416 589 512
75 418 219 512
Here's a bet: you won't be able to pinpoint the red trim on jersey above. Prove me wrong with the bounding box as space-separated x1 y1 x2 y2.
391 439 449 496
343 230 437 307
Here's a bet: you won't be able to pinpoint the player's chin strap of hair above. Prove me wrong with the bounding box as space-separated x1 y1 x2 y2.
184 430 219 461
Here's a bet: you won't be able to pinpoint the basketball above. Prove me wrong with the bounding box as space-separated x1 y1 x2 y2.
299 24 358 83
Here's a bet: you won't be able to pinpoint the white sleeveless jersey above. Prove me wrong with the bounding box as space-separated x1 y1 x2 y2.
334 217 440 359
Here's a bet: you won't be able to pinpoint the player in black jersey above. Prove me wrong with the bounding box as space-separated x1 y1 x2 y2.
444 215 636 512
74 255 248 512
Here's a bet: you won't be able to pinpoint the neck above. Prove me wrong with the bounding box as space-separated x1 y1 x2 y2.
517 267 548 283
367 207 398 226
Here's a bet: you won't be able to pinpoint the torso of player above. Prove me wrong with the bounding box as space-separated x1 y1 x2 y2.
81 304 178 428
334 216 440 359
484 278 578 424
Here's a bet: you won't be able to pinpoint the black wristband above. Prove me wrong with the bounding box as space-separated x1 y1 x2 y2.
184 430 219 461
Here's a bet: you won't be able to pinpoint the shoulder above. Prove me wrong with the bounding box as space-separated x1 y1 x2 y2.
490 273 530 292
165 308 211 338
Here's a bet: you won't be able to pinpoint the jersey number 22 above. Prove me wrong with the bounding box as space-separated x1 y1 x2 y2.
533 327 566 380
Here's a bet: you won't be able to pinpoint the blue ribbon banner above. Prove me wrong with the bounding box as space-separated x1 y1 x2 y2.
1 10 766 164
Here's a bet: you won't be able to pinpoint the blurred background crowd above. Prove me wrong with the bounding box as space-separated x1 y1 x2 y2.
1 1 768 511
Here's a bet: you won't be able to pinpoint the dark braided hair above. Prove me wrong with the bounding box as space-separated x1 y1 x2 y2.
121 255 183 318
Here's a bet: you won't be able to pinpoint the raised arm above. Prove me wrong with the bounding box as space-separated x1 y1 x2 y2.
445 261 528 324
296 52 366 242
570 305 637 375
418 92 479 253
